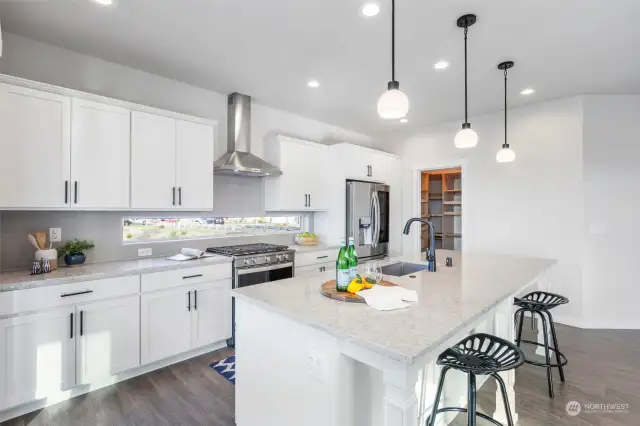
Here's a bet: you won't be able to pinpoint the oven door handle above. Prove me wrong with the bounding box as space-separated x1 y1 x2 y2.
236 262 294 275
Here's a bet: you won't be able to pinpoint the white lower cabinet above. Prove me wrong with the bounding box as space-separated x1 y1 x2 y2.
141 286 192 364
141 279 231 364
191 281 232 349
0 307 76 410
295 261 335 278
75 296 140 385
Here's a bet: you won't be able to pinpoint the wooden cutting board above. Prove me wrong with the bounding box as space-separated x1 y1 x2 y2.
320 280 397 303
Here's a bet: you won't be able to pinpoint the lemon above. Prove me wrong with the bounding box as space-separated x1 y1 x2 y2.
347 278 365 294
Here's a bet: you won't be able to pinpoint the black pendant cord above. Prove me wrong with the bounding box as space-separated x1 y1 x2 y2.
464 27 469 124
391 0 395 83
504 69 508 148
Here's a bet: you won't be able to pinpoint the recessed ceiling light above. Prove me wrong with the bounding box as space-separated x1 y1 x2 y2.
92 0 115 6
434 61 450 70
400 118 408 123
307 80 320 88
520 88 535 95
361 3 380 17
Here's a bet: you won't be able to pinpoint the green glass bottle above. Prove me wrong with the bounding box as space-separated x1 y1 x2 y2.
347 237 358 280
336 238 350 291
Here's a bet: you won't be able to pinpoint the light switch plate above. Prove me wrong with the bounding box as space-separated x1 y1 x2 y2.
49 228 61 242
138 248 152 257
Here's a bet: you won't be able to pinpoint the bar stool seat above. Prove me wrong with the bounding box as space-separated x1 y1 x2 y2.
514 291 569 398
426 333 525 426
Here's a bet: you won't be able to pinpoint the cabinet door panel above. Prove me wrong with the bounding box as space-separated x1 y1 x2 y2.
0 83 71 208
175 120 214 210
370 153 388 182
141 287 192 364
76 296 140 385
191 280 231 348
131 111 176 209
71 99 130 209
0 308 75 410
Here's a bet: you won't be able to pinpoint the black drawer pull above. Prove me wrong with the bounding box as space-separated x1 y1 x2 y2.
64 180 69 204
183 274 203 279
80 310 84 336
61 290 93 298
194 290 198 310
187 291 191 311
70 312 74 339
316 255 329 259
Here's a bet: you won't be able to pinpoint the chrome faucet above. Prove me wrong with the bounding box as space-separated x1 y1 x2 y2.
403 218 437 272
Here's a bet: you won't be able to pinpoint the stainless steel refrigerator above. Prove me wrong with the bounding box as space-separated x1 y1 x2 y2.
346 180 390 260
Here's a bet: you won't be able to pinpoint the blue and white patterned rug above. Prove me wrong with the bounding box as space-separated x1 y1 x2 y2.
210 356 235 385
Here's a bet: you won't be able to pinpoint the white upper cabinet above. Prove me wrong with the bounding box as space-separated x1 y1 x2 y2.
71 99 131 209
131 111 177 209
263 136 328 211
332 143 387 182
175 120 215 210
131 113 215 210
0 83 71 209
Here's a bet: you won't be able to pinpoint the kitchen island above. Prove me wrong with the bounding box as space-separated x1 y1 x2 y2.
232 250 555 426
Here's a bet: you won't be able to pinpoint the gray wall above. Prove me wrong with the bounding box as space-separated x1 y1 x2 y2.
1 211 305 272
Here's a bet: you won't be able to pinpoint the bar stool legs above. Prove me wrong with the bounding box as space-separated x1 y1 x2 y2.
514 308 568 398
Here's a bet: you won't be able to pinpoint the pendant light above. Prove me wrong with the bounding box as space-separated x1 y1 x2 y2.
454 14 478 148
496 61 516 163
377 0 409 119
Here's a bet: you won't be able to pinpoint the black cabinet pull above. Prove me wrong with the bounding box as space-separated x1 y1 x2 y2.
61 290 93 298
183 274 203 279
304 194 308 207
187 291 191 311
64 180 69 204
309 193 311 207
70 312 74 339
172 187 176 206
316 255 329 259
80 310 84 336
178 187 182 206
194 290 198 310
74 181 78 204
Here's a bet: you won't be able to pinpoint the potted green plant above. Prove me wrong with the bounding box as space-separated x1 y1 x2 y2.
58 239 95 266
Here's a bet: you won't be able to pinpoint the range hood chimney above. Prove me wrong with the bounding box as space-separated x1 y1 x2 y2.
214 93 282 177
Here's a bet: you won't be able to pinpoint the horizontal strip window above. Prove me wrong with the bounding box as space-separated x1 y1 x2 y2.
123 216 301 243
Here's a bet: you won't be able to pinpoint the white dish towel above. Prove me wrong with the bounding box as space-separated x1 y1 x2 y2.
356 285 419 311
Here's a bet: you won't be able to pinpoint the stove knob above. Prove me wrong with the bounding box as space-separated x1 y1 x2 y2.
244 258 250 265
276 254 283 261
250 257 257 264
264 256 271 262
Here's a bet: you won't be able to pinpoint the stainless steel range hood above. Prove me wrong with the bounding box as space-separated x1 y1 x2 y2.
214 93 282 177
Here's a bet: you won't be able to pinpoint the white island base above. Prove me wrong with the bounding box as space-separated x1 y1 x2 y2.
233 252 555 426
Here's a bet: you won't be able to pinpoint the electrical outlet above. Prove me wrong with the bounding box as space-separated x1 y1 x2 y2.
138 248 152 257
49 228 62 243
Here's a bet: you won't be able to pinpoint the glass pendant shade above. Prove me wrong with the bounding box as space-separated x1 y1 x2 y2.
377 87 409 119
454 126 478 148
496 145 516 163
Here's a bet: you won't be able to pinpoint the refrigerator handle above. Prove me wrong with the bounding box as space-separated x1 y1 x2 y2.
374 191 381 247
370 191 378 249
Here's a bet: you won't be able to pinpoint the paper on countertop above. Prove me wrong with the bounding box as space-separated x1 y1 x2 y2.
356 285 419 311
167 248 216 261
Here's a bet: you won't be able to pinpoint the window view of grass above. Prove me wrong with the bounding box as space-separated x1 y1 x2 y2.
123 217 301 243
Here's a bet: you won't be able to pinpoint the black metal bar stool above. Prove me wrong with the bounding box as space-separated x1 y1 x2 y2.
426 333 525 426
514 291 569 398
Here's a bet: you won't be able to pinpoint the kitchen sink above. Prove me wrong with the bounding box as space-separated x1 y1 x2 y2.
380 262 430 277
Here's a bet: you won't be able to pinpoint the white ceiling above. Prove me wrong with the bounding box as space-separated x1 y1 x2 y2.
1 0 640 141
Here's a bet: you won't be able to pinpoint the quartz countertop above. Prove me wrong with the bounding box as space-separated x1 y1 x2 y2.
0 255 232 292
232 250 555 364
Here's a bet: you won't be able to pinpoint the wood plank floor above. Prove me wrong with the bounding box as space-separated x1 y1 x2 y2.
2 325 639 425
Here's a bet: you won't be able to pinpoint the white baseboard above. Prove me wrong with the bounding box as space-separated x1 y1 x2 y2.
0 340 227 423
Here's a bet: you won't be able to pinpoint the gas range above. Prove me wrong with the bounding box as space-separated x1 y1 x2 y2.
206 243 294 267
207 243 295 348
